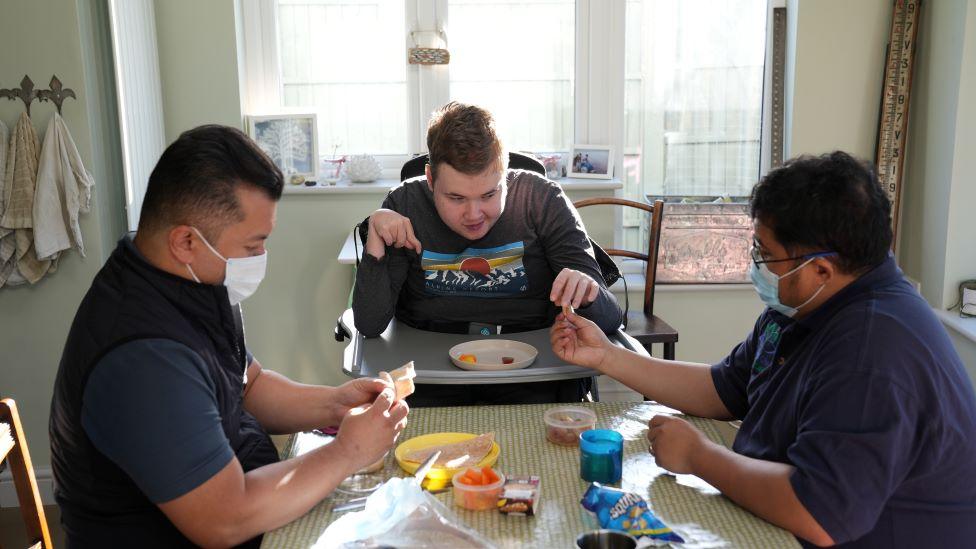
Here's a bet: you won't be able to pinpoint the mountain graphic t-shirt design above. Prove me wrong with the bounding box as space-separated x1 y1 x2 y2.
421 241 528 297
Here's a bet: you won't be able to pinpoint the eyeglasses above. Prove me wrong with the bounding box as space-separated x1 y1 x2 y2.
750 241 836 266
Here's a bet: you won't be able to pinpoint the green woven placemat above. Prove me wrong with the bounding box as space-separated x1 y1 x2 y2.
262 402 799 548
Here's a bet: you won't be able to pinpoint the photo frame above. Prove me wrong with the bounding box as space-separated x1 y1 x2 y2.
568 144 613 179
247 113 319 180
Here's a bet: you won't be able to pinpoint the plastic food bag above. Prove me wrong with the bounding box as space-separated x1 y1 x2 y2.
316 476 496 549
580 483 685 545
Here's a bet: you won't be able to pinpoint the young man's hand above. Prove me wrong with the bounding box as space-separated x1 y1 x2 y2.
333 388 409 471
646 414 711 474
550 268 600 308
365 208 422 259
550 310 614 371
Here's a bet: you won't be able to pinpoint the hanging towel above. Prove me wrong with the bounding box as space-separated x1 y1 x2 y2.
0 119 8 216
0 119 11 285
34 112 94 260
1 112 40 229
0 119 17 286
0 112 49 287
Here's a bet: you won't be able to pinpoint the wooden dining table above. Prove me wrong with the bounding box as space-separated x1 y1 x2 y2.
261 401 799 548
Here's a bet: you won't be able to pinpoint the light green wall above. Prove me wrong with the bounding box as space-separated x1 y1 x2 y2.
154 0 244 140
898 0 976 366
631 287 764 363
943 1 976 310
899 0 967 307
0 0 124 467
786 0 889 158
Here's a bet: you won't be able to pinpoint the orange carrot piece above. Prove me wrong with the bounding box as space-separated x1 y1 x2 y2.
482 466 499 484
463 468 483 485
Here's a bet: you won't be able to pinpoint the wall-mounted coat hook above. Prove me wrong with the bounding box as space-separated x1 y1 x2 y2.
0 75 39 116
37 75 75 115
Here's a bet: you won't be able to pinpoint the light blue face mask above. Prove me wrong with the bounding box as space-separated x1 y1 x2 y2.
749 255 828 318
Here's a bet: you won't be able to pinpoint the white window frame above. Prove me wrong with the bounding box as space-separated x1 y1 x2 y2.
240 0 777 259
240 0 627 173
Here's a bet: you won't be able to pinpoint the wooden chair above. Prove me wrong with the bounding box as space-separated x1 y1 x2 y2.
0 398 53 549
573 198 679 360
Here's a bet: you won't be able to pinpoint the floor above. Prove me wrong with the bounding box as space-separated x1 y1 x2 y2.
0 504 64 548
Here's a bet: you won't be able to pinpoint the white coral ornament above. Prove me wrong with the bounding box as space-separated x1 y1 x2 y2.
344 154 383 182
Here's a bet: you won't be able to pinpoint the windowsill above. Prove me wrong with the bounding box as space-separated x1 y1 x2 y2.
609 273 755 294
934 309 976 344
282 177 624 195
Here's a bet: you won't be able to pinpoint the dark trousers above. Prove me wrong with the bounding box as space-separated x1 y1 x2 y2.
406 378 591 407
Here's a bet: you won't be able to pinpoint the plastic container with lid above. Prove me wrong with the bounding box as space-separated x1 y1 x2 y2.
452 469 506 511
544 406 597 446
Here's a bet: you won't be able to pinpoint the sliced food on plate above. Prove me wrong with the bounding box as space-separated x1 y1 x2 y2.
403 432 495 469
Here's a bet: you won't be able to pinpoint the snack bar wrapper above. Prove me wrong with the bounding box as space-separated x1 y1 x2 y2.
580 483 684 544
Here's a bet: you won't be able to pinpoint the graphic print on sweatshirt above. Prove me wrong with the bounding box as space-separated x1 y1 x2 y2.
421 241 528 297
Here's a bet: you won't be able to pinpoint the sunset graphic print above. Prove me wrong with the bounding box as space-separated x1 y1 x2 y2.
421 241 528 297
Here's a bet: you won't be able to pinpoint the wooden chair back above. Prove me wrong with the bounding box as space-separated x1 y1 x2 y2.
0 398 53 549
572 198 665 316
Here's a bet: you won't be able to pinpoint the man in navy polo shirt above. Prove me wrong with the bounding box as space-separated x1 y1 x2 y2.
551 151 976 547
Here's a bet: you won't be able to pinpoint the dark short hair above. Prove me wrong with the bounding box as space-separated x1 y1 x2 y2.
426 102 507 183
750 151 892 274
138 125 284 239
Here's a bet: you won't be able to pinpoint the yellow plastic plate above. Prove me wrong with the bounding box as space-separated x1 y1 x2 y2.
394 432 500 487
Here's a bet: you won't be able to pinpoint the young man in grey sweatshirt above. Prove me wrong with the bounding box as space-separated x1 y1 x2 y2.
353 102 622 406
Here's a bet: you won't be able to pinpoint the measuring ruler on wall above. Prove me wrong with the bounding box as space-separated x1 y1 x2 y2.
770 7 787 169
876 0 921 245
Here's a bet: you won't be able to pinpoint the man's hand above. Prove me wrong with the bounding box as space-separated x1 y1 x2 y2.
646 414 711 474
550 310 614 371
365 208 422 260
327 377 393 421
333 388 409 471
550 268 600 309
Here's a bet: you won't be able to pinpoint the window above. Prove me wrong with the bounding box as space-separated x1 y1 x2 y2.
276 0 408 155
242 0 778 282
622 0 773 282
244 0 575 168
624 0 767 198
448 0 575 153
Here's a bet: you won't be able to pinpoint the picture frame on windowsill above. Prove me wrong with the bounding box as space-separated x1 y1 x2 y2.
247 113 319 183
568 144 613 179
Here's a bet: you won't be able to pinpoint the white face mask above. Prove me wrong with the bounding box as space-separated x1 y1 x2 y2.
185 227 267 305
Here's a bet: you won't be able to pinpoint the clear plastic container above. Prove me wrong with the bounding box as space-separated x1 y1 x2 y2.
544 406 597 446
335 451 388 495
356 452 387 474
452 470 506 511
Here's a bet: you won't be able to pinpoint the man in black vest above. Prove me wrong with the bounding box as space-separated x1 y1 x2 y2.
50 125 409 547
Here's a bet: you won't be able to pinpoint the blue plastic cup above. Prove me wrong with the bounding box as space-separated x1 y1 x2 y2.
579 429 623 483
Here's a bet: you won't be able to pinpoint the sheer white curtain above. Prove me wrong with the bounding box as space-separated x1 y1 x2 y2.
625 0 766 199
448 0 575 153
277 0 408 155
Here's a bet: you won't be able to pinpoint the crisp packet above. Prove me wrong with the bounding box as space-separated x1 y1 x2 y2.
580 483 684 544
